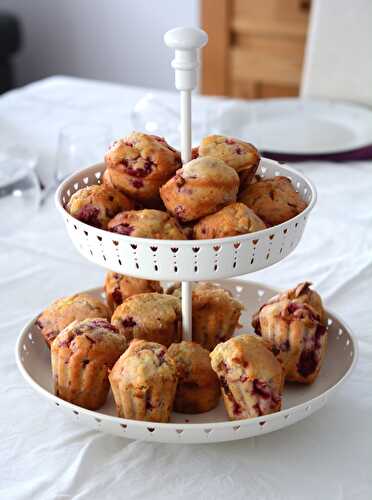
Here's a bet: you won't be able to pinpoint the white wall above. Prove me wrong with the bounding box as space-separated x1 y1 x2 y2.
2 0 199 90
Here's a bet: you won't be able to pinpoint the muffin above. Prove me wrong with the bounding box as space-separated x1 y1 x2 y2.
109 339 177 422
210 335 284 420
168 282 243 351
160 156 240 222
36 293 110 347
193 202 266 239
108 209 186 239
66 184 134 229
261 282 325 322
252 282 327 384
111 293 182 347
51 318 127 410
102 168 115 189
104 272 162 313
180 223 194 239
168 341 220 413
105 132 181 207
238 176 307 226
199 134 260 188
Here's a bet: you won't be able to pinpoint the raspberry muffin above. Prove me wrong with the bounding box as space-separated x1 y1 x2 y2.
252 282 327 384
109 340 177 422
193 202 266 239
108 209 186 239
104 272 162 313
111 293 182 347
239 176 307 226
36 293 110 347
262 282 325 322
180 223 194 240
66 184 134 229
160 156 239 222
168 341 220 414
168 282 243 351
199 134 260 187
102 168 115 189
51 318 127 410
105 132 181 207
210 335 284 420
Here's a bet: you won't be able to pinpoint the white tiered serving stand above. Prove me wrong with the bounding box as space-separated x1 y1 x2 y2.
16 28 357 444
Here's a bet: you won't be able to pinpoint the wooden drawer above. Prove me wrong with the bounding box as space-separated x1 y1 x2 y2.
231 34 305 86
201 0 310 99
232 0 310 38
231 81 299 100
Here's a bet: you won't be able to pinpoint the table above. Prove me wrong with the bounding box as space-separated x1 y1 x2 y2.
1 77 371 500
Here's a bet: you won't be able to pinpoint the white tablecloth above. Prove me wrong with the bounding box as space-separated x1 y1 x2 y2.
1 77 371 500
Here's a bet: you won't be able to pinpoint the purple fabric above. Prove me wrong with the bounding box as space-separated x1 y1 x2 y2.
262 144 372 163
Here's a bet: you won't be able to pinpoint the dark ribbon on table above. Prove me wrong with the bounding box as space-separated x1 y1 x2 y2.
261 144 372 163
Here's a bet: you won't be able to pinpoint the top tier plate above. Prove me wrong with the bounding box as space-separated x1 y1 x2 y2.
55 158 316 281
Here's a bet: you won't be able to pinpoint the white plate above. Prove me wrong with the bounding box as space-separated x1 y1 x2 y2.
15 280 357 444
217 98 372 155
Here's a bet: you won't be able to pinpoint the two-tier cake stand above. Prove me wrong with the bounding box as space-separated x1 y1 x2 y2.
16 28 357 444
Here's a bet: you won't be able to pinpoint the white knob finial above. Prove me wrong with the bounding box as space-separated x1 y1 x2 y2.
164 27 208 90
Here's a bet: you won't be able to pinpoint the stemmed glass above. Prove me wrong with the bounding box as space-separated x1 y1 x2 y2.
131 93 214 148
56 123 112 182
131 93 180 146
0 146 41 234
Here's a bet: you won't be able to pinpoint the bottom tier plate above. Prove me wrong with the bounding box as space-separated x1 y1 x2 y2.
15 280 357 444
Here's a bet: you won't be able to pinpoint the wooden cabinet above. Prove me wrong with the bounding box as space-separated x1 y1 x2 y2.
201 0 311 98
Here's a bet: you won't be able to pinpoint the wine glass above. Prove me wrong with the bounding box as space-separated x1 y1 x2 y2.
131 93 180 145
56 123 112 182
0 147 41 234
131 93 214 148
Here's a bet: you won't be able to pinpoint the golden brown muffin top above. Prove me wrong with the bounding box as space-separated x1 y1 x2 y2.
179 156 240 184
193 202 266 239
159 156 240 222
111 292 181 331
273 282 324 321
105 132 181 175
192 282 243 313
166 281 243 314
36 293 110 346
261 282 323 318
256 300 322 331
238 176 307 226
52 318 127 364
104 272 162 309
102 168 115 189
253 282 325 332
210 334 283 384
168 341 218 387
110 339 177 385
108 209 186 239
66 184 134 229
199 134 260 174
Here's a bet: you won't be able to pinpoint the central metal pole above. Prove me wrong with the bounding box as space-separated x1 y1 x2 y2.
180 90 192 164
164 27 208 343
180 90 192 341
